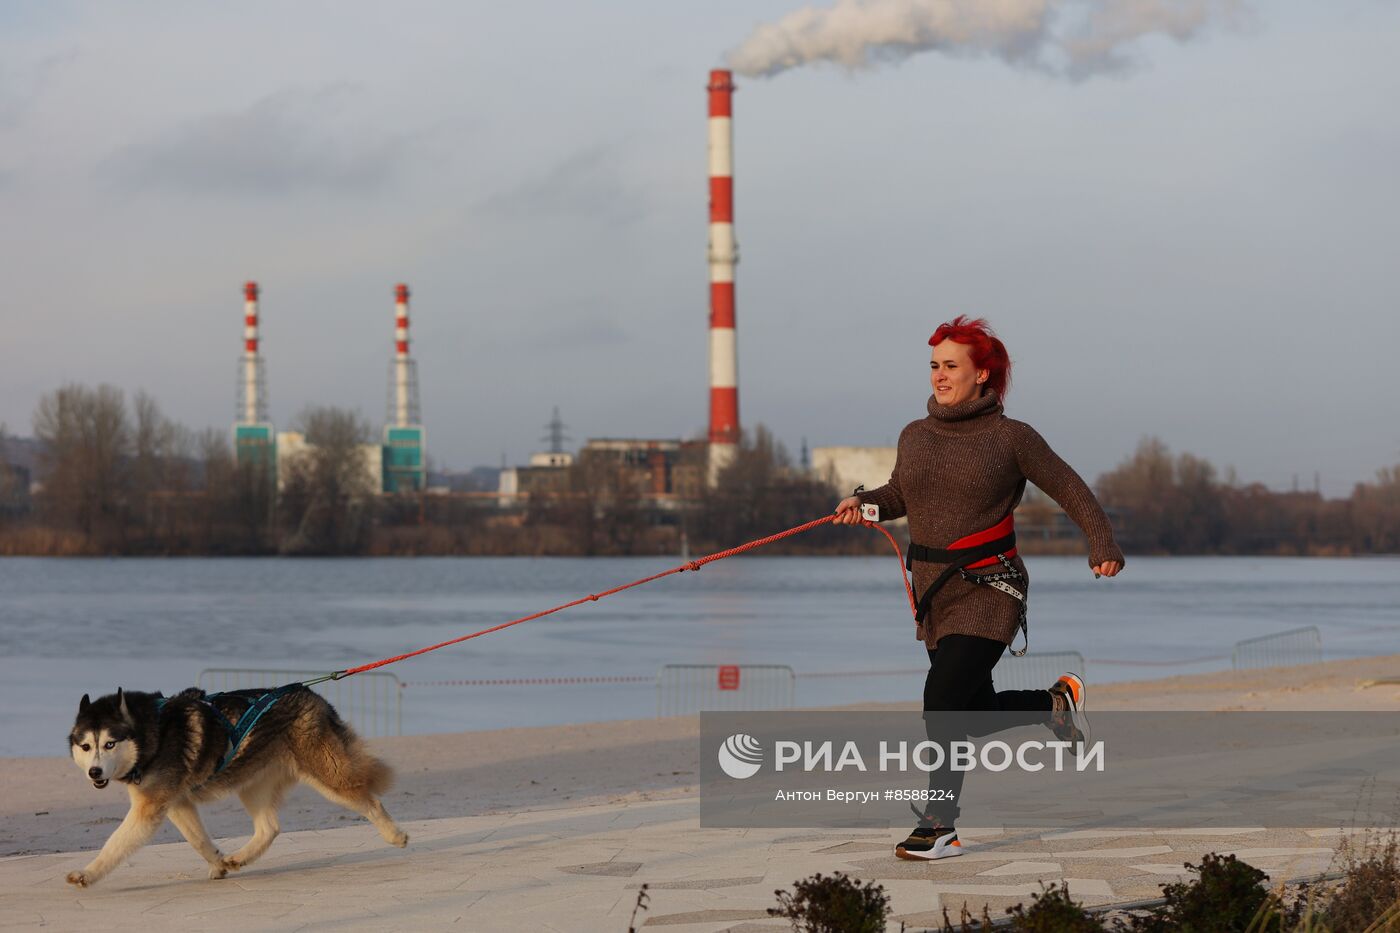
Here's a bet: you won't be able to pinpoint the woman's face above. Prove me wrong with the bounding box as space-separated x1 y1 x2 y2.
929 340 989 406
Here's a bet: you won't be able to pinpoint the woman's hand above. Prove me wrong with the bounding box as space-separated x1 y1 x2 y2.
1092 561 1123 578
833 495 864 525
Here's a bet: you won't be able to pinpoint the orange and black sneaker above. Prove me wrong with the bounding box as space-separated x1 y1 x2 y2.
1048 672 1091 747
895 824 962 861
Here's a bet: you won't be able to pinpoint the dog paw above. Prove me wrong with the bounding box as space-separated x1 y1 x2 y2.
390 831 409 848
220 856 244 873
66 870 91 888
208 863 229 880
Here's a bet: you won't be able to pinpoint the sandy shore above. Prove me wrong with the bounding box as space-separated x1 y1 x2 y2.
5 654 1398 860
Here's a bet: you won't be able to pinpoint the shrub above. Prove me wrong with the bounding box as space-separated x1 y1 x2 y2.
1317 829 1400 931
1005 882 1102 932
1127 853 1274 932
769 871 890 933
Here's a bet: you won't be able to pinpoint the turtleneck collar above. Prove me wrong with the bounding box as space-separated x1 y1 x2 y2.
924 391 1003 433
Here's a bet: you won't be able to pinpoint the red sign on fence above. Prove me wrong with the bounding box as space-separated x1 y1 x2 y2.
717 665 740 691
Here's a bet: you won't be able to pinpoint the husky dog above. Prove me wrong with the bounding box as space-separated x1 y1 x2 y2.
67 685 407 887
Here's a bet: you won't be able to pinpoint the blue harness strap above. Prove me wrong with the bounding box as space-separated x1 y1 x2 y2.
208 684 298 774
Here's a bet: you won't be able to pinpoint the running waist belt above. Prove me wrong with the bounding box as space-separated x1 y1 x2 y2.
906 513 1029 656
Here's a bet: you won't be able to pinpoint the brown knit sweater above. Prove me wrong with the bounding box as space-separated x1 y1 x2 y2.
857 391 1125 649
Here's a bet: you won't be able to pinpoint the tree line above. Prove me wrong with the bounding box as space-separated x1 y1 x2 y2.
2 382 1398 556
0 384 377 555
1096 436 1400 555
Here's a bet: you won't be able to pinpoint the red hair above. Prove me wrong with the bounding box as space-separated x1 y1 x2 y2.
929 315 1012 399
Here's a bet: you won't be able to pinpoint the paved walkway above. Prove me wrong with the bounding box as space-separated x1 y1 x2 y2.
1 795 1341 931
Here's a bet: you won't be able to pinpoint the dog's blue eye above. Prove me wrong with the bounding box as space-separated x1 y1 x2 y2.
103 741 116 750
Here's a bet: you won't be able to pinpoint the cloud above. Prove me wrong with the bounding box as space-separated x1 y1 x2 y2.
0 49 78 130
479 144 647 227
100 85 407 196
726 0 1250 81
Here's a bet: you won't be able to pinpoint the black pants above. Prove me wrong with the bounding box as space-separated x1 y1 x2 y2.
920 634 1053 827
924 634 1051 712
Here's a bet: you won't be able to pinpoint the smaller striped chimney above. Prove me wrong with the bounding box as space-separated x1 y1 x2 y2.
393 283 412 427
240 281 266 424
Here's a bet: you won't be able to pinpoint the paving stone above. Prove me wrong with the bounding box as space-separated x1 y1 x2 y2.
629 876 764 890
557 860 644 877
977 860 1064 876
644 907 773 925
1130 862 1197 875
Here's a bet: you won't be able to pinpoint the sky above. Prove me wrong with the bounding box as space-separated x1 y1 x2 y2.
1 1 1397 496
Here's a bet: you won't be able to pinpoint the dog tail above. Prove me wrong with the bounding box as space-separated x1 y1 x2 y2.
293 696 396 797
360 751 395 798
329 704 395 796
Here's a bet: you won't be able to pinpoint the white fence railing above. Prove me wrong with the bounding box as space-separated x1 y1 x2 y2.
992 651 1086 692
196 669 403 738
1232 627 1323 670
657 664 795 716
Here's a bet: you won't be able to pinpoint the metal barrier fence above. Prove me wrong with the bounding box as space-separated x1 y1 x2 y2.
1232 626 1323 670
991 651 1087 691
657 664 796 716
196 669 403 738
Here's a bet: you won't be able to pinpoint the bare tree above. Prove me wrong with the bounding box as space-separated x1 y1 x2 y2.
1351 465 1400 552
0 423 15 527
32 384 132 541
1095 436 1180 551
695 425 852 553
279 407 376 555
128 391 197 543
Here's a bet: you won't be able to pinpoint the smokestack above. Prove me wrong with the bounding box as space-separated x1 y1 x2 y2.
240 281 265 424
383 283 426 494
394 283 411 427
707 68 739 484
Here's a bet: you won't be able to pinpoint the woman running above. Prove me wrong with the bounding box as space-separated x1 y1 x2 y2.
834 315 1124 861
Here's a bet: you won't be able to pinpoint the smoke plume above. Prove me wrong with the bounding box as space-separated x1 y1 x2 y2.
727 0 1247 80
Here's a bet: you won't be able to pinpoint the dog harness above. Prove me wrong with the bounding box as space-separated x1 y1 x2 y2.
906 513 1030 657
123 685 298 784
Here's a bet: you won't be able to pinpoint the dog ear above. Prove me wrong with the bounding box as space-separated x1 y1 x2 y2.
118 688 131 724
79 694 91 715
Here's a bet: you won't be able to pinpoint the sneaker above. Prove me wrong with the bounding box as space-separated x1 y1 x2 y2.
1048 672 1091 747
895 825 962 861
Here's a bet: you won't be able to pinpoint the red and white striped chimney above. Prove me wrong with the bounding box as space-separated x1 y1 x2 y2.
707 69 739 483
241 281 262 423
393 283 411 427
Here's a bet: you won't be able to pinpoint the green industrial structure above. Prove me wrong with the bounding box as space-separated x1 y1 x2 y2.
383 425 426 493
234 423 277 473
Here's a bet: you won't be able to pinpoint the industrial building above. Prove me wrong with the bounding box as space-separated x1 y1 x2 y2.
233 282 427 495
226 70 773 507
496 436 706 508
577 439 706 502
811 446 897 500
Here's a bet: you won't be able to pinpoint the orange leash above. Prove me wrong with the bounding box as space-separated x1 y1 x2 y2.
311 516 914 683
